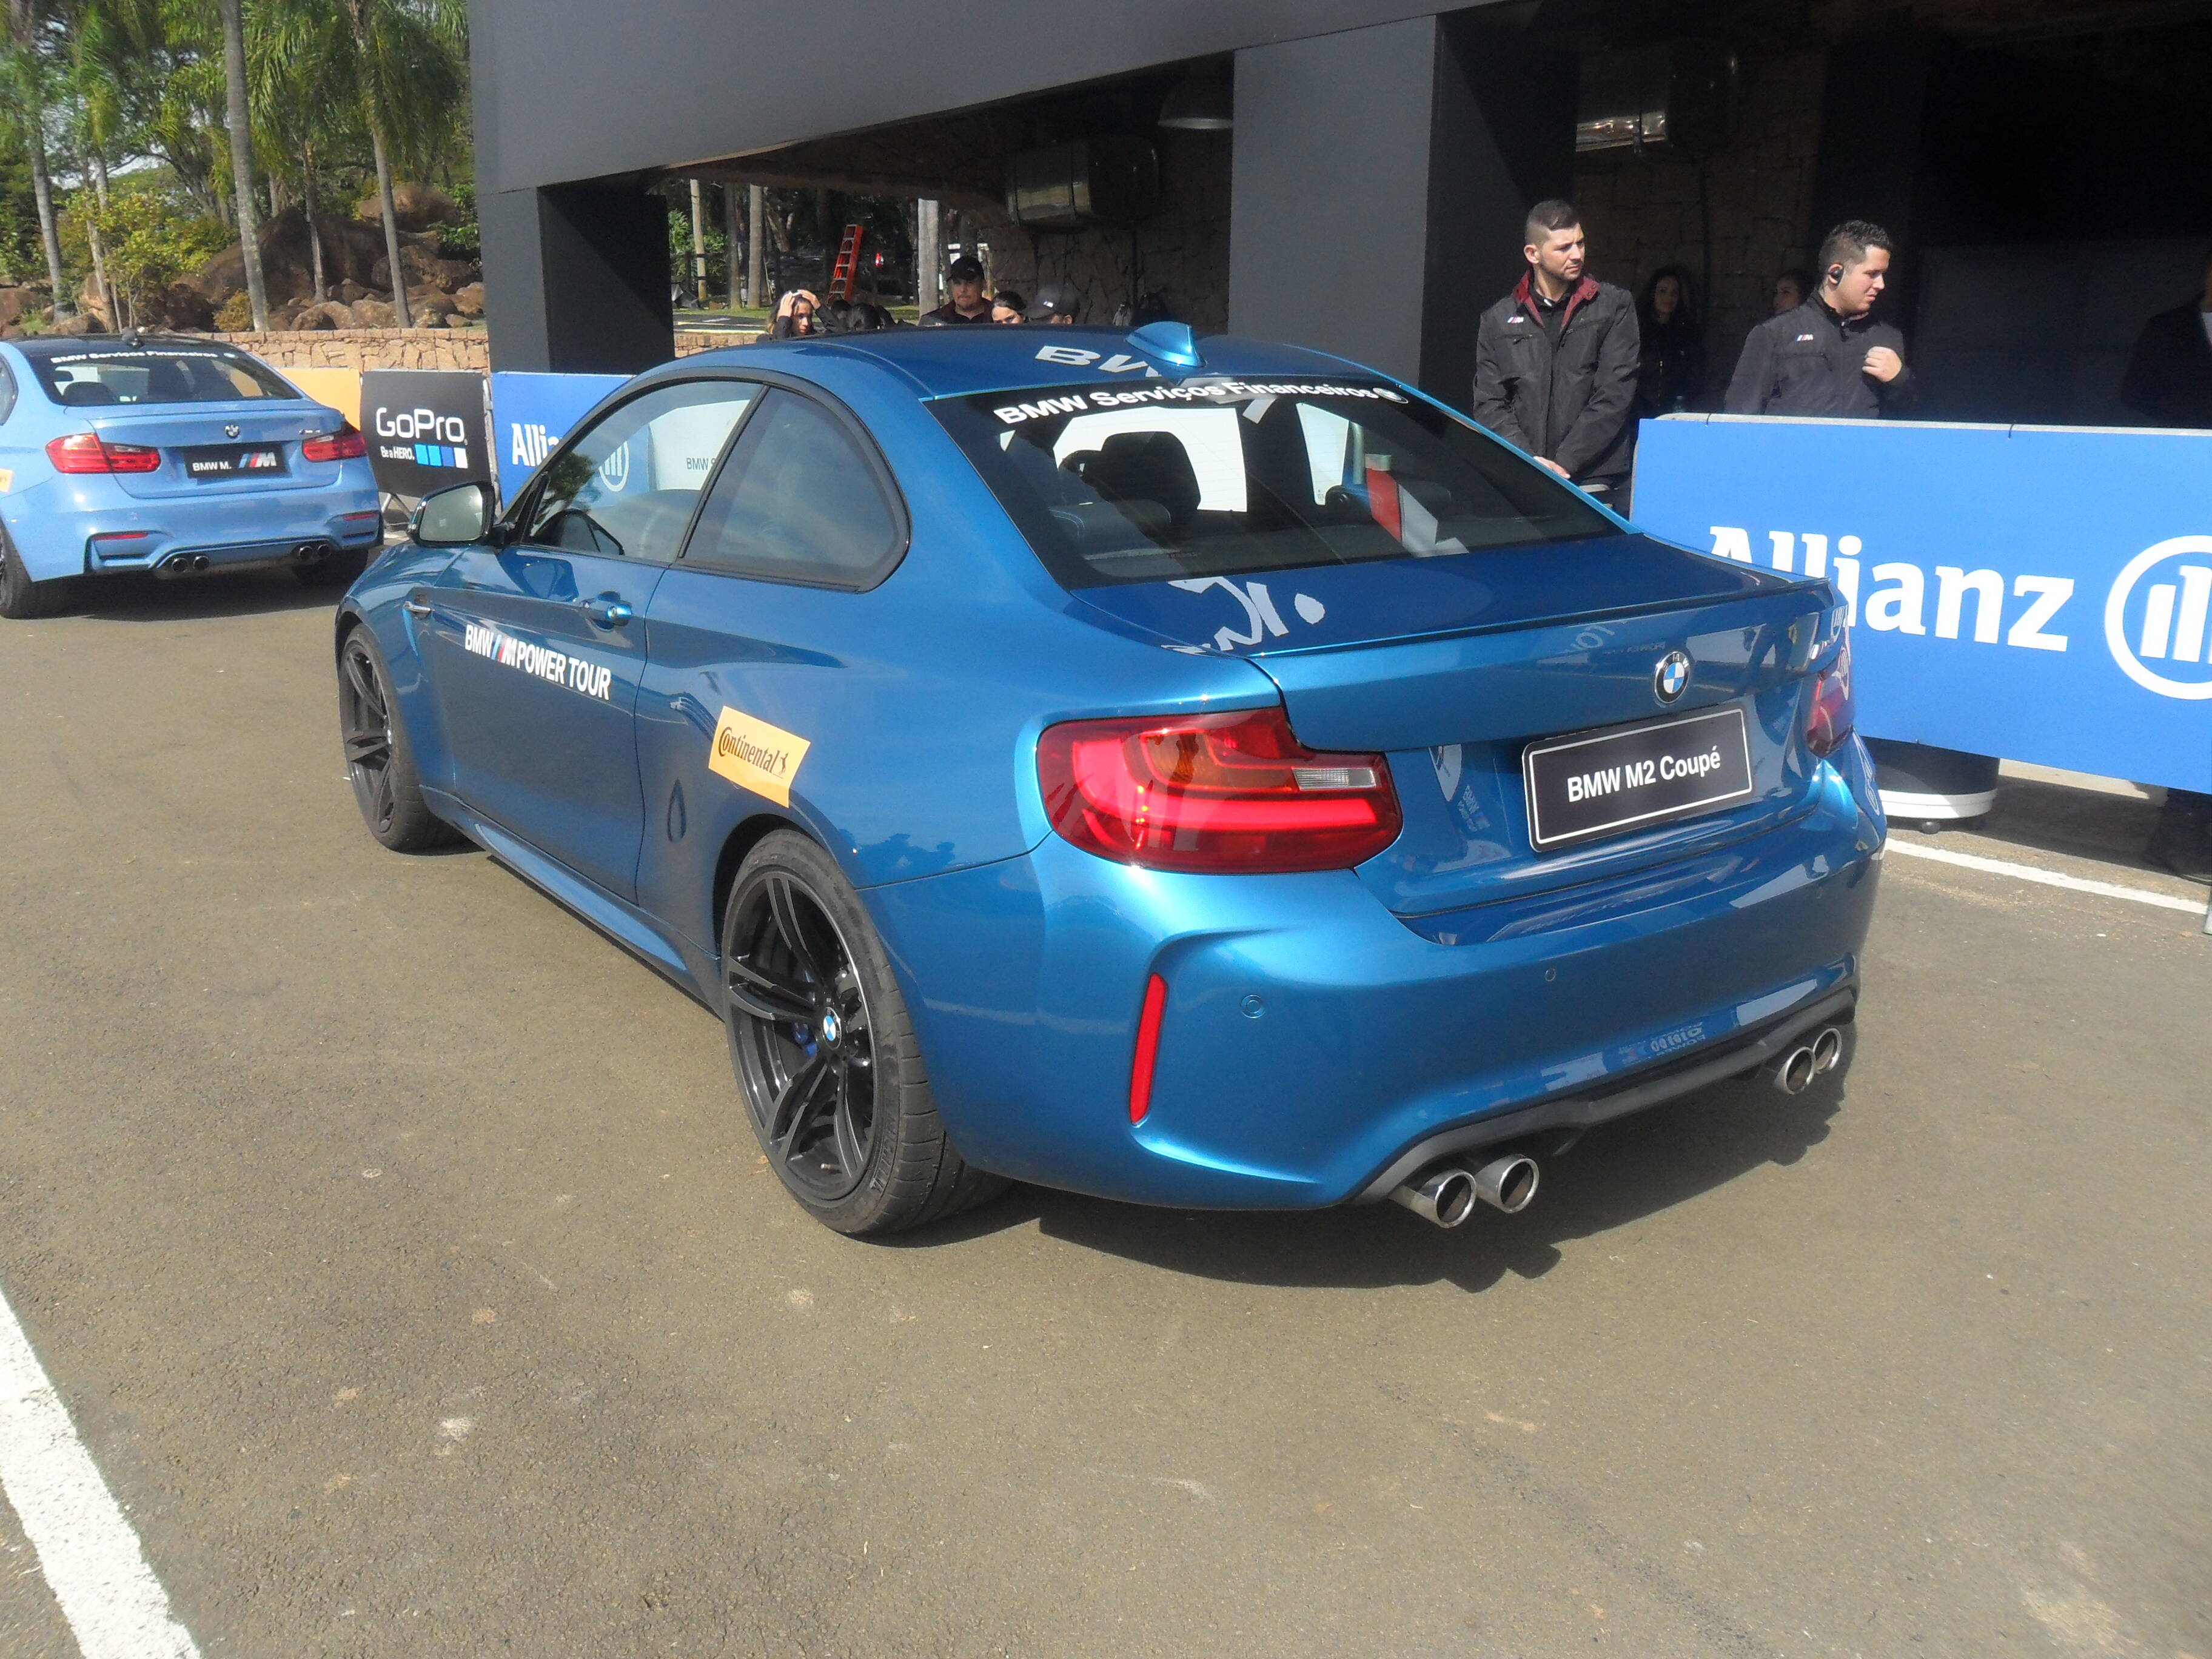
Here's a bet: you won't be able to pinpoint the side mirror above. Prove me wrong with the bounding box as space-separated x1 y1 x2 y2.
410 480 498 548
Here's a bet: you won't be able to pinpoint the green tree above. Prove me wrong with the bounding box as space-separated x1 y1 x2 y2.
2 0 72 317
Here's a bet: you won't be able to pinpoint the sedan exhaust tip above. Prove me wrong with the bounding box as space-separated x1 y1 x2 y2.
1769 1026 1847 1096
1811 1025 1845 1074
1390 1163 1478 1228
1471 1153 1540 1214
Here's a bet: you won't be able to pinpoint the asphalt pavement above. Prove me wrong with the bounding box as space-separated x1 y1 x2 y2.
0 571 2205 1659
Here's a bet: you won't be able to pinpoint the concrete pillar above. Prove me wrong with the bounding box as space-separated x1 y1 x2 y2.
746 185 766 309
688 178 707 308
481 181 672 373
917 198 941 314
1228 13 1575 410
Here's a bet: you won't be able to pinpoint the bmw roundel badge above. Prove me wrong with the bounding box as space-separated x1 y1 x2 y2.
224 423 242 439
1654 650 1692 704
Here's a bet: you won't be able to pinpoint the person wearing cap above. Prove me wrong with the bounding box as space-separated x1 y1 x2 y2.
923 256 993 324
1030 282 1078 325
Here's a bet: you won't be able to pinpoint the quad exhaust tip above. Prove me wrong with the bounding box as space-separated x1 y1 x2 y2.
1390 1153 1540 1227
1770 1026 1846 1095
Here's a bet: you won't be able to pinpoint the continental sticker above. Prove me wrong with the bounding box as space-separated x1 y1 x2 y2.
708 705 810 807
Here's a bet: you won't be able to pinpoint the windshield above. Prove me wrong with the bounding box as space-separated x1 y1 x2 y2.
930 377 1619 589
30 344 299 407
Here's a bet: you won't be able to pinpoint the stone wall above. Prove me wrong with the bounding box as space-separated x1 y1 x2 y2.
1574 48 1830 406
188 328 491 374
966 130 1233 331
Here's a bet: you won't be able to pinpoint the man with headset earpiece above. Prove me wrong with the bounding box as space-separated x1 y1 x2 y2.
1724 221 1915 418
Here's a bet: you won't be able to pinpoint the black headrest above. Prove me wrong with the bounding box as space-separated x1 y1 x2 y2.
1085 431 1201 531
59 380 118 406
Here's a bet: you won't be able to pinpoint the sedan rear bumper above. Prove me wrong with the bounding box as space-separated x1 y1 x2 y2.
868 753 1884 1212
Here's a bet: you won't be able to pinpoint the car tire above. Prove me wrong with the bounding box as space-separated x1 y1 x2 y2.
296 547 369 588
0 528 69 620
338 623 460 852
722 831 1007 1236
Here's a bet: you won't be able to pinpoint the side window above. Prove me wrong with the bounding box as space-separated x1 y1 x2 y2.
0 360 15 424
524 380 759 561
682 390 902 585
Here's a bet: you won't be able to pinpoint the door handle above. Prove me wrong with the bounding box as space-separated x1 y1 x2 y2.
580 594 634 629
403 597 432 618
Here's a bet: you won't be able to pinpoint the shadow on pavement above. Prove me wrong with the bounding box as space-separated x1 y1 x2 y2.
903 1064 1849 1295
63 570 343 623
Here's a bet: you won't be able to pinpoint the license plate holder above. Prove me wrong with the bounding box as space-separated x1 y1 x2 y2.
1523 705 1755 851
182 444 287 481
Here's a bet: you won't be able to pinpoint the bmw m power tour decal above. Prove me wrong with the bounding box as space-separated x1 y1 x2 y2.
461 622 614 700
707 706 811 807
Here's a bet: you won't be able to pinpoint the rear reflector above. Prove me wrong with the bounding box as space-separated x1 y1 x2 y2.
302 423 367 463
1037 705 1402 874
47 432 161 474
1128 973 1168 1124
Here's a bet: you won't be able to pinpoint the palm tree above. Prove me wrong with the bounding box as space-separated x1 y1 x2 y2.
217 0 268 327
343 0 464 328
2 0 72 318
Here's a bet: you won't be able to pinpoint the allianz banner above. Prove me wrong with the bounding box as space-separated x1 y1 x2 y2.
1633 415 2212 794
360 369 492 498
488 371 627 504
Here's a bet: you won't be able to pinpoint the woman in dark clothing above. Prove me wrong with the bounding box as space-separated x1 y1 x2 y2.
1635 265 1706 417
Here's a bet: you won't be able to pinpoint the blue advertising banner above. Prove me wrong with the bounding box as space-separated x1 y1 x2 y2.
488 371 628 503
1632 415 2212 794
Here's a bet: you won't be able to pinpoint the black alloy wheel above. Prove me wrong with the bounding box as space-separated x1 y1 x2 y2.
726 867 880 1203
338 626 453 851
0 529 64 620
719 831 1006 1234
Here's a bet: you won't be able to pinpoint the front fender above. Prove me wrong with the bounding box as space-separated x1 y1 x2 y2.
338 542 463 792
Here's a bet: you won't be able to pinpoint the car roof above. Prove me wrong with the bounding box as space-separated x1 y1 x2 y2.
670 326 1386 401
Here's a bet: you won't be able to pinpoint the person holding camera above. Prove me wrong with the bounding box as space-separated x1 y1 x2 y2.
1472 199 1641 503
1725 222 1914 417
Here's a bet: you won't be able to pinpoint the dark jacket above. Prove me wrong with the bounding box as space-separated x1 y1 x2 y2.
1472 274 1641 482
1636 317 1706 417
920 303 991 326
2120 300 2212 429
1724 297 1915 417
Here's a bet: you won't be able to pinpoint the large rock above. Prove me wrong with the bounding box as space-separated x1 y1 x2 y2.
192 207 397 305
52 313 92 335
354 182 460 232
147 284 215 330
303 300 357 329
350 297 398 327
0 287 36 327
451 281 484 317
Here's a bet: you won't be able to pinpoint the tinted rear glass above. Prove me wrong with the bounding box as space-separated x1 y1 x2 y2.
31 344 298 407
930 377 1618 589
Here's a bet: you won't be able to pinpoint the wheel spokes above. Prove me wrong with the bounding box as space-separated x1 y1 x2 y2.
343 647 383 717
829 1062 868 1177
344 729 390 764
769 1051 836 1153
766 874 834 987
725 954 814 1025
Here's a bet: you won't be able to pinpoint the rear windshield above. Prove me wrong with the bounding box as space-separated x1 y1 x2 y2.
31 344 298 407
930 377 1618 589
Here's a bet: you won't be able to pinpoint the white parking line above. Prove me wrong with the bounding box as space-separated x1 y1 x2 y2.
1886 838 2208 917
0 1285 199 1659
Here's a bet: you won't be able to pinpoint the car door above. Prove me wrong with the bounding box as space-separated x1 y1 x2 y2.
418 378 760 899
632 387 910 946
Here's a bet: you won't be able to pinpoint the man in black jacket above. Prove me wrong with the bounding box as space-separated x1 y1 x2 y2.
1725 221 1914 417
1472 200 1640 502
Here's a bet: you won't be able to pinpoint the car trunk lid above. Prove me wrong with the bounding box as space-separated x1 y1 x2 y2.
1070 538 1841 916
81 403 333 500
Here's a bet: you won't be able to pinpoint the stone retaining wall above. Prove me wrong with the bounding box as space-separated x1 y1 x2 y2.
188 329 491 373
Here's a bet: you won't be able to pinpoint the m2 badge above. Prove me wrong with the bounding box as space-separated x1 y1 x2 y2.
708 706 811 807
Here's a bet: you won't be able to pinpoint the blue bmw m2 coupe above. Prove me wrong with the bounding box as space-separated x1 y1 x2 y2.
0 333 381 618
335 323 1882 1235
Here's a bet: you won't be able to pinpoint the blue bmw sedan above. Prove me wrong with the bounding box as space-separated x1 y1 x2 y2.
335 323 1882 1235
0 333 383 618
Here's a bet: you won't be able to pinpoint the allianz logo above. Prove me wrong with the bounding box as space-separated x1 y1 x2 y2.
509 421 560 468
1708 527 2212 702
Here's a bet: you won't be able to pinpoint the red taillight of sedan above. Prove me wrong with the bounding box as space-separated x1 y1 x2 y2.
1805 634 1855 759
302 423 367 463
1037 706 1402 874
45 432 161 475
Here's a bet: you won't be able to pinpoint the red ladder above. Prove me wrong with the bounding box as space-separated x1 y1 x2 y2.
828 224 866 299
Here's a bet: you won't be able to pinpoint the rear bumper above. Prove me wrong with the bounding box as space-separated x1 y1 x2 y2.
12 481 381 581
867 749 1885 1211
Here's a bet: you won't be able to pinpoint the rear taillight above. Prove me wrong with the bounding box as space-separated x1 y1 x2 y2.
1037 706 1403 874
46 432 161 474
1805 634 1855 759
302 423 366 462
